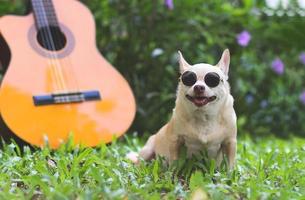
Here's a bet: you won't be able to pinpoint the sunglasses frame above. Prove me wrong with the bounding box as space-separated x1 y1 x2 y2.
179 71 223 88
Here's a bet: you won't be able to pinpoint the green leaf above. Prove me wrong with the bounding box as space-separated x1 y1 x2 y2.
152 159 159 182
189 171 205 191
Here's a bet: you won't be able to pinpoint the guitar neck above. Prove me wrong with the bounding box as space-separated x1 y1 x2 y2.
30 0 60 29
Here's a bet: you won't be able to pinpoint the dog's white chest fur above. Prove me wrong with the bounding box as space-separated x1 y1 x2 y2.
176 112 225 158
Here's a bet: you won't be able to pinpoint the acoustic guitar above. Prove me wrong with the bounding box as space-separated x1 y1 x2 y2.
0 0 136 148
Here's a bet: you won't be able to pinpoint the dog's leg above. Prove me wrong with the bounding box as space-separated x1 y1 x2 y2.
222 139 236 169
207 144 223 168
126 135 156 164
139 135 156 161
167 138 181 163
215 148 224 168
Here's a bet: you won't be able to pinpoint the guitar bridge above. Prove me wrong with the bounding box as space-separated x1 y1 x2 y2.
33 90 101 106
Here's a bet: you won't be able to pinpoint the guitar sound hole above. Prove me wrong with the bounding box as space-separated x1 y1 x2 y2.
37 26 67 51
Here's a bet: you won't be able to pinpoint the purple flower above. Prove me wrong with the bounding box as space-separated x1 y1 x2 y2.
299 52 305 65
271 58 284 75
164 0 174 10
245 94 254 104
300 91 305 105
236 30 251 47
260 100 268 108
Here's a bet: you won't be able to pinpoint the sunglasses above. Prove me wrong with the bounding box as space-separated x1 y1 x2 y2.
181 71 221 88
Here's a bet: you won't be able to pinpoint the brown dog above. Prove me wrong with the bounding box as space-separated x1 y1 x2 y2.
128 49 237 169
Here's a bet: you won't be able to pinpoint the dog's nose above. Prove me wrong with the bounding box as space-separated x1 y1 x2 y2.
194 85 205 94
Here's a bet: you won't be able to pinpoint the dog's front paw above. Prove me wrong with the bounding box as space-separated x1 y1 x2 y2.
126 152 140 164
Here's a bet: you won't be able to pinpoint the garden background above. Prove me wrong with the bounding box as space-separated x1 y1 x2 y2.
0 0 305 199
1 0 305 137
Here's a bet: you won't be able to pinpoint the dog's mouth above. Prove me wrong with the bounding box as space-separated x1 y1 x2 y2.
186 94 217 107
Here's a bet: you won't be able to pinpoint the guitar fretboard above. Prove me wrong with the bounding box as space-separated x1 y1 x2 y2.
31 0 60 29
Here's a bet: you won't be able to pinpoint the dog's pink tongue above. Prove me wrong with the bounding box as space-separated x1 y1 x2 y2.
194 98 209 107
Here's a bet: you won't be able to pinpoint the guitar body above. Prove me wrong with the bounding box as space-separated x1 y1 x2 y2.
0 0 136 148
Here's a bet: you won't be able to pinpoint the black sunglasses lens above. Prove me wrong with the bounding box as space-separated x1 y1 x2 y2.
181 71 197 86
204 72 220 87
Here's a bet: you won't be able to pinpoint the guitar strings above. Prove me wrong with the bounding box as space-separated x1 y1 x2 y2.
32 0 62 92
39 0 81 96
40 1 85 103
34 0 65 91
36 0 69 98
38 0 67 92
43 0 80 94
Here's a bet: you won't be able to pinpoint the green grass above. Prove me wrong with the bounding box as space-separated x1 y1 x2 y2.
0 135 305 200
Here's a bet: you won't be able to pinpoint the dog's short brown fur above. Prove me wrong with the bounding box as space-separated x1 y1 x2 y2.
128 49 237 168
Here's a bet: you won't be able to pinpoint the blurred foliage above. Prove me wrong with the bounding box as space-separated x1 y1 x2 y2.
0 0 305 137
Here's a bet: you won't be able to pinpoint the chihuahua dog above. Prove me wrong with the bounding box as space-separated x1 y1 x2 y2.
128 49 237 168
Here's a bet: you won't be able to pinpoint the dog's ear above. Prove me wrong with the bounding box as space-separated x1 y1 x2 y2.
178 51 191 73
216 49 230 79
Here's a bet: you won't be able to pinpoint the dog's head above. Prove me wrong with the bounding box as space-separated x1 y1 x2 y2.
177 49 231 112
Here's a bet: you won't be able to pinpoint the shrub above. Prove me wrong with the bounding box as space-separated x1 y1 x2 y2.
1 0 304 137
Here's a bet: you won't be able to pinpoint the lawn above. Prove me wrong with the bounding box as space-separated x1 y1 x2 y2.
0 135 305 200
